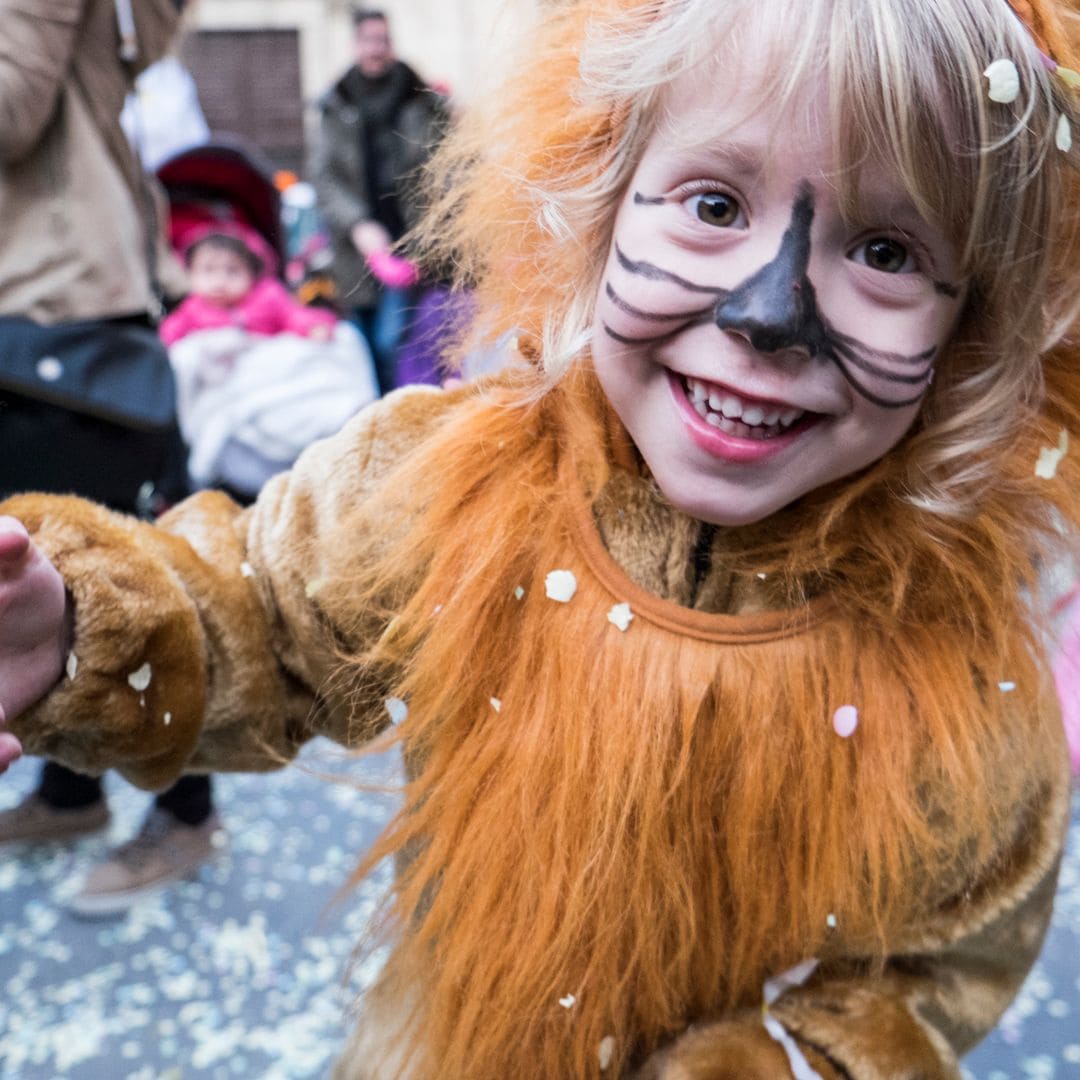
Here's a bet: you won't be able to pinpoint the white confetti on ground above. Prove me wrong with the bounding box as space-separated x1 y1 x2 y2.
304 578 324 599
513 586 525 601
240 562 255 578
545 570 577 603
598 1035 616 1071
65 652 78 680
384 697 408 726
128 663 152 692
826 913 838 929
756 572 768 580
558 993 576 1009
999 681 1017 693
984 58 1020 103
164 712 172 726
606 602 633 632
433 604 443 615
1036 429 1069 479
832 705 859 738
490 698 502 713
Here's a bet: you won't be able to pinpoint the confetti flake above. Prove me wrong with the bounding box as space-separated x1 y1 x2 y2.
998 680 1016 692
164 712 172 726
558 994 576 1009
598 1036 616 1071
240 561 255 578
1035 428 1069 479
545 570 577 603
384 697 408 726
490 697 502 712
756 572 768 580
984 58 1020 103
825 913 838 929
65 652 78 681
606 602 634 632
1057 113 1073 153
304 578 324 599
433 604 443 615
832 705 859 738
127 663 152 692
513 586 525 601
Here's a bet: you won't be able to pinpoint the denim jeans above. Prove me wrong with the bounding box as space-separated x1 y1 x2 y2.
352 286 412 396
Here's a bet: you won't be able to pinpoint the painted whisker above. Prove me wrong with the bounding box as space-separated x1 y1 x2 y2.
604 281 715 323
614 244 725 294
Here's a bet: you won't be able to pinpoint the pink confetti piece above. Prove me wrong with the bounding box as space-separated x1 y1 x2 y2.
832 705 859 738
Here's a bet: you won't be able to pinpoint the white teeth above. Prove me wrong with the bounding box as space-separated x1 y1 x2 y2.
720 395 742 419
683 376 805 437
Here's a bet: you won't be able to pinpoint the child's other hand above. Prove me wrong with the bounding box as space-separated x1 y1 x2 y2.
365 249 421 288
0 517 69 766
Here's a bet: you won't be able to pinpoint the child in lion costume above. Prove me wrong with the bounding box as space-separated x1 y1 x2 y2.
1 0 1079 1076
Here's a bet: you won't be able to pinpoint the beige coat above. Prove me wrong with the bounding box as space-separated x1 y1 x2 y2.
2 379 1069 1078
0 0 183 323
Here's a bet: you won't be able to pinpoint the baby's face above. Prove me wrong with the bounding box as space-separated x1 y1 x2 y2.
188 245 256 309
591 57 966 527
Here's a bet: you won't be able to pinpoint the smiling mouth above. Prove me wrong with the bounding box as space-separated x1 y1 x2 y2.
680 375 812 440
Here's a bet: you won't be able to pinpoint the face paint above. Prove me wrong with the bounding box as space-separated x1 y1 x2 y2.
604 186 938 409
589 44 964 526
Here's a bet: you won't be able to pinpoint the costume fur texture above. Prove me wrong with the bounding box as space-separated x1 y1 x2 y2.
5 0 1080 1076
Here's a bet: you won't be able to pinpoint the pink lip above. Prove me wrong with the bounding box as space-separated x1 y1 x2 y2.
666 371 807 463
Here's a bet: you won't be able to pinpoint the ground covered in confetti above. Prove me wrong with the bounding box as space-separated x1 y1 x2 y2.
1 744 1078 1079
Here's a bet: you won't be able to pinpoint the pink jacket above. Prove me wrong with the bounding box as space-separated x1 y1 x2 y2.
160 277 336 346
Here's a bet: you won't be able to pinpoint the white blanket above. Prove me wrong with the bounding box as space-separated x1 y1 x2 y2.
169 323 378 497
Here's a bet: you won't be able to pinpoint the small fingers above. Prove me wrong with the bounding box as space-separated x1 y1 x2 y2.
0 731 22 774
0 517 30 565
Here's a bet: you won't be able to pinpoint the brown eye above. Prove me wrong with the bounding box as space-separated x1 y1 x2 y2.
692 192 742 228
860 237 912 273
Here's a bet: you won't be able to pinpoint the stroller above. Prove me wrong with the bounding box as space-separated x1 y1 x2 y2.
156 138 377 501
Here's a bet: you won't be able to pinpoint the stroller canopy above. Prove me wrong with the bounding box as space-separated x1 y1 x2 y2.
157 137 285 270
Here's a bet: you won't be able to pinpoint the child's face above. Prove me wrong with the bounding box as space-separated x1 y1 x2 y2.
188 244 257 309
591 57 966 527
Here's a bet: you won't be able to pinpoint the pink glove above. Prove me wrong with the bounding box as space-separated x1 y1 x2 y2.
365 249 421 288
0 517 69 773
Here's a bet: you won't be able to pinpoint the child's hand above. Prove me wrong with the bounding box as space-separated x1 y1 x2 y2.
365 249 421 289
0 517 70 769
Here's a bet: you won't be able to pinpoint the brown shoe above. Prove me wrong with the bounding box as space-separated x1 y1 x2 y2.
69 808 224 918
0 793 110 846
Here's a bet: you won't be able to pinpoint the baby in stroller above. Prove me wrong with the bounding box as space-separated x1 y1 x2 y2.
158 141 378 502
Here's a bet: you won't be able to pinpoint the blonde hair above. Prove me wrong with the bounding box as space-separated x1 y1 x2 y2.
417 0 1080 515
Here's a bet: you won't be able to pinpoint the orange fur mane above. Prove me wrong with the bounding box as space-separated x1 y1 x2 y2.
335 355 1078 1077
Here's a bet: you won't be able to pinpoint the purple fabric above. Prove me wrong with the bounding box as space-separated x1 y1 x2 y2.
394 287 475 389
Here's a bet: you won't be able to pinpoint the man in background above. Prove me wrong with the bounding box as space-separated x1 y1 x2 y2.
311 8 448 394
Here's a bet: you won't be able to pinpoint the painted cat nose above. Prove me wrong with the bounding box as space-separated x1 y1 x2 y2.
712 182 823 357
713 261 814 355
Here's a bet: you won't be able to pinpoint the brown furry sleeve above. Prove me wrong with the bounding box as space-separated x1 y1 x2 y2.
636 763 1068 1080
2 384 457 791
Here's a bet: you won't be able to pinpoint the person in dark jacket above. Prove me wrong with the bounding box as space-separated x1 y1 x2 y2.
310 9 448 394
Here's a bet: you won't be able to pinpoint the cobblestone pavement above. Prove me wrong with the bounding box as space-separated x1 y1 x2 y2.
1 743 1077 1079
